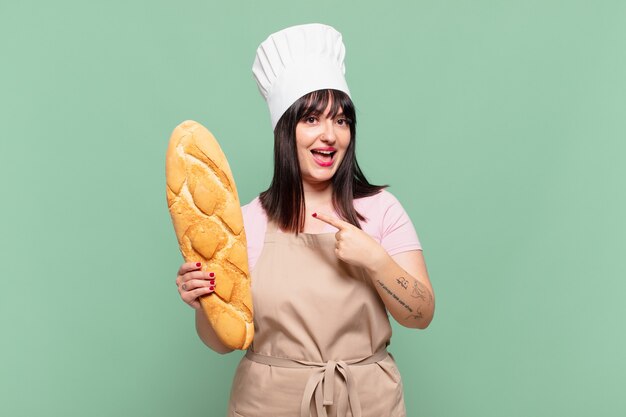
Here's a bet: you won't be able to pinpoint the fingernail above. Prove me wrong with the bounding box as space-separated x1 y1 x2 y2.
196 262 201 267
209 280 215 285
312 213 317 217
209 286 215 291
209 272 215 277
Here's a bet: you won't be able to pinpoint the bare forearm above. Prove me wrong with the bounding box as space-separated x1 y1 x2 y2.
195 309 234 354
367 254 435 329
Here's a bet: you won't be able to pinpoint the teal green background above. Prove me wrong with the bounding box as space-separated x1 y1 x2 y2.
1 1 625 416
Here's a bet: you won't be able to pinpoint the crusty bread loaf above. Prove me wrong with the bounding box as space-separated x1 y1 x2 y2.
165 120 253 350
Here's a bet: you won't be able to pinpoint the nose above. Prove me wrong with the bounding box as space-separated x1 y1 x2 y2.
319 119 336 144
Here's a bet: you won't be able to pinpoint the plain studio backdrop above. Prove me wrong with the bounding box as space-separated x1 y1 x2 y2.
1 1 625 416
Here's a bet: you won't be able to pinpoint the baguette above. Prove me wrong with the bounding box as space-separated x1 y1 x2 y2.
165 120 253 350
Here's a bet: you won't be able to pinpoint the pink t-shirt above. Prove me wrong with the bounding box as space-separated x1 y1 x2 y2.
241 190 422 271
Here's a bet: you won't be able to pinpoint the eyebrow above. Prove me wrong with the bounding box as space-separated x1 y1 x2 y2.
326 109 345 117
304 110 344 117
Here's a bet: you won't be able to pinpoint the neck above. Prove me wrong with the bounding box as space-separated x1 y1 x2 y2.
302 180 333 207
300 180 335 232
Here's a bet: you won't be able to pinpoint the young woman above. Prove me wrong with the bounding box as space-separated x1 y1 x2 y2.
175 24 434 417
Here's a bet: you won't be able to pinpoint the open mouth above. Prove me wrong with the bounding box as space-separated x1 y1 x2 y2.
310 150 336 166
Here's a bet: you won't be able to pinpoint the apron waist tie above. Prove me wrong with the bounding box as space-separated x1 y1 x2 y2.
245 348 389 417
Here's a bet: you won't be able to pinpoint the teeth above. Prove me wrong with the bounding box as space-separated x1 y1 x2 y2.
312 150 334 155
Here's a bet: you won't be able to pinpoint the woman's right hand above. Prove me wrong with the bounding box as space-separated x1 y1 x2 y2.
176 262 216 310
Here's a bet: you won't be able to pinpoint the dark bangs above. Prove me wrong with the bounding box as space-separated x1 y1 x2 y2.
298 89 355 125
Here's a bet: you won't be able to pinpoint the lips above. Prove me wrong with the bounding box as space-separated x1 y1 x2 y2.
310 148 336 167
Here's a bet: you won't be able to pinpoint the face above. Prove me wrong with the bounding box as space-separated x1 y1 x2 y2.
295 102 351 188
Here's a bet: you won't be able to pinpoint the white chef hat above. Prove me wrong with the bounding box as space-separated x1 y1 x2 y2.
252 23 351 130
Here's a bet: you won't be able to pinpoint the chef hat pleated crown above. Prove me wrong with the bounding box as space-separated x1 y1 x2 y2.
252 23 351 130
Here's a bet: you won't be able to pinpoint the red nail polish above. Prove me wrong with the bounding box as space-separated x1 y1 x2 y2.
209 272 215 277
209 286 215 291
312 213 317 217
196 262 201 267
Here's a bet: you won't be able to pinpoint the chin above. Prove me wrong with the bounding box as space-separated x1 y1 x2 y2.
303 172 334 185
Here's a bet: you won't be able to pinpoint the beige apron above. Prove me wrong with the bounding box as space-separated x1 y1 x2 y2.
227 221 406 417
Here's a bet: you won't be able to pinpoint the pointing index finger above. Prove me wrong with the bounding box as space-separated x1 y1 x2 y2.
312 212 350 230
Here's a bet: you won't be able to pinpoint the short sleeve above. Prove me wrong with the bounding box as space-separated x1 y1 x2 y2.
379 192 422 256
241 197 267 272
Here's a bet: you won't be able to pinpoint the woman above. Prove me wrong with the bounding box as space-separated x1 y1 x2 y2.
176 24 435 417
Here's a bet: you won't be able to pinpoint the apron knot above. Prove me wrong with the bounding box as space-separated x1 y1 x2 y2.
323 360 337 405
245 348 389 417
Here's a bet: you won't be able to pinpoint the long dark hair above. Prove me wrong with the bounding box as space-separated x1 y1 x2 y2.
259 89 387 234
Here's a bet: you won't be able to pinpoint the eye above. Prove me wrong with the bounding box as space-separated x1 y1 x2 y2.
336 117 351 126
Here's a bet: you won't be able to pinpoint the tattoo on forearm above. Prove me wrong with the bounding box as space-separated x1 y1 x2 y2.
411 280 433 305
376 280 413 313
396 277 408 289
406 308 423 321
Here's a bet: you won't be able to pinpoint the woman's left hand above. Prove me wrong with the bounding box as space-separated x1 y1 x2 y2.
312 212 389 271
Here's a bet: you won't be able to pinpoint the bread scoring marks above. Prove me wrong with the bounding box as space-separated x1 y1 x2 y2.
178 181 206 217
225 258 247 278
183 153 242 236
187 150 232 194
175 178 237 266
